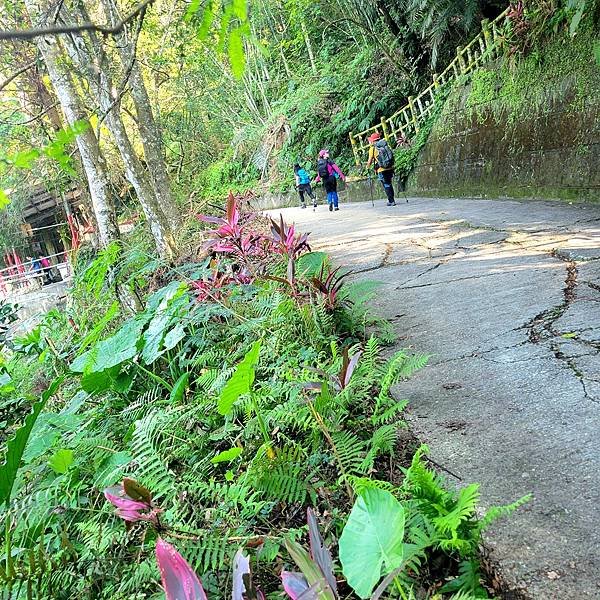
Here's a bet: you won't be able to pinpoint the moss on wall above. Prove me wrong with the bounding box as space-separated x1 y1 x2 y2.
410 27 600 202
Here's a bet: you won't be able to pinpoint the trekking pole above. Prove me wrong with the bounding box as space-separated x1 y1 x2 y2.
397 174 409 203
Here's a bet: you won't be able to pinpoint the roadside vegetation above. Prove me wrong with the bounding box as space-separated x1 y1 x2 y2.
0 1 597 598
0 194 529 598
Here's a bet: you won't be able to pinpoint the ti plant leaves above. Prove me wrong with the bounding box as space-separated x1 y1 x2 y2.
156 538 208 600
282 510 337 600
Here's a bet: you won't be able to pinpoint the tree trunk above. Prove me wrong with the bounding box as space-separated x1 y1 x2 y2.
23 0 119 248
100 0 180 229
300 21 318 75
62 3 176 260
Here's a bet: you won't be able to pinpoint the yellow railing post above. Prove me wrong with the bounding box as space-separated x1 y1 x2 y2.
349 132 360 166
380 116 391 142
408 96 419 133
456 46 467 74
482 18 492 49
433 73 440 90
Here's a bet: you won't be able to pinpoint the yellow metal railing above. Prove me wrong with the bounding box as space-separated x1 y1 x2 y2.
349 7 510 165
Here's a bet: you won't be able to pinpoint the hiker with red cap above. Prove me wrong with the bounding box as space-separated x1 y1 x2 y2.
366 132 396 206
314 149 346 212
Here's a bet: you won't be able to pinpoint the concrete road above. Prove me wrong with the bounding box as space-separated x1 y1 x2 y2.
269 197 600 599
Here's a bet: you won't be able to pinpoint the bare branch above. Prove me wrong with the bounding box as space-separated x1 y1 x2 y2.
0 0 155 41
0 101 60 126
0 60 36 93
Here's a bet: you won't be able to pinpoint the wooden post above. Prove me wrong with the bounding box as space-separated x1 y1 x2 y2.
465 46 474 71
457 46 467 74
380 116 391 142
482 18 492 50
349 132 360 166
408 95 419 133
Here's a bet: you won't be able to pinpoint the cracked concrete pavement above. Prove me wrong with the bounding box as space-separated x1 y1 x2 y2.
267 196 600 599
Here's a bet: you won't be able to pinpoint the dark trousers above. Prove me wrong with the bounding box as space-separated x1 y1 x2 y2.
298 183 315 205
323 176 339 208
378 169 395 203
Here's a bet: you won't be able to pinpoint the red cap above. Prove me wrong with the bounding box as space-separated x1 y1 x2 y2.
367 132 381 143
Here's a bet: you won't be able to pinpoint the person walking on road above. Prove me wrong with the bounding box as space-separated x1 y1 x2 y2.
314 149 346 212
294 163 316 209
366 132 396 206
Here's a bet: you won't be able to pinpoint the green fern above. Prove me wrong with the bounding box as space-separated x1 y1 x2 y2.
130 411 176 501
434 483 480 536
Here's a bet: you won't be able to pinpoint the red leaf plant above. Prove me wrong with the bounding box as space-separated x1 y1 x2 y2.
281 508 338 600
303 346 362 394
270 214 310 259
104 478 162 526
156 538 208 600
310 265 350 310
197 192 266 267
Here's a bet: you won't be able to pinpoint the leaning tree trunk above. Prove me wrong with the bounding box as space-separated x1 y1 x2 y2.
23 0 120 248
101 0 180 229
62 5 176 260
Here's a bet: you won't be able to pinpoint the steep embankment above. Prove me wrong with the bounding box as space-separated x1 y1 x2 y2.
409 30 600 201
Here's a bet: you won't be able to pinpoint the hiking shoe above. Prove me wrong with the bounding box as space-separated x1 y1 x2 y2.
301 204 306 209
334 207 339 211
313 202 317 208
329 203 333 212
387 201 397 206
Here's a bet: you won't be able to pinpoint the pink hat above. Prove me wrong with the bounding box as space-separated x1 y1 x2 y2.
318 149 329 158
367 132 381 143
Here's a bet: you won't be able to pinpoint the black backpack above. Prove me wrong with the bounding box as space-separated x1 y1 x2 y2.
317 158 330 179
375 139 394 169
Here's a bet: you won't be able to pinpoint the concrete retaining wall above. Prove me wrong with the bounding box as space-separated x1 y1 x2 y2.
408 60 600 202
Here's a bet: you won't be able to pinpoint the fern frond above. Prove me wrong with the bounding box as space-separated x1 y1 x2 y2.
131 411 175 501
330 430 367 476
433 483 480 535
475 493 532 537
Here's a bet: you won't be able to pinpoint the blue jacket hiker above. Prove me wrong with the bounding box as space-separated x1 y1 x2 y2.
294 164 316 209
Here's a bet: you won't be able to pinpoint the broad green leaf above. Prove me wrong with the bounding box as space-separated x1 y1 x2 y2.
228 26 246 79
339 488 406 598
211 447 242 464
169 372 189 404
10 149 40 169
218 341 261 415
141 283 188 365
0 377 63 506
80 365 121 393
48 449 73 474
71 317 146 373
569 2 585 36
163 323 186 352
197 0 217 39
0 189 10 210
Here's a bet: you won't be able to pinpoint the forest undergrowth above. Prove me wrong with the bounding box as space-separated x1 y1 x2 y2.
0 194 529 600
